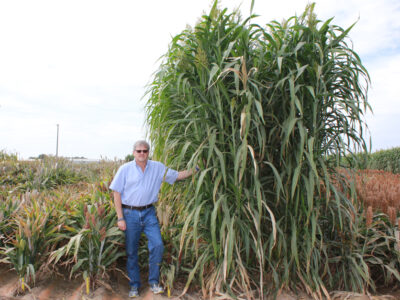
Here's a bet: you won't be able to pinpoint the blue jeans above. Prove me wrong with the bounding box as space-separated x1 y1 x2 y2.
123 206 164 288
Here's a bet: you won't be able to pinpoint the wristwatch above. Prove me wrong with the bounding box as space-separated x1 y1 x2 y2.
117 217 125 222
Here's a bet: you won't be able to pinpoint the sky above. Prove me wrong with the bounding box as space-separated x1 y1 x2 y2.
0 0 399 160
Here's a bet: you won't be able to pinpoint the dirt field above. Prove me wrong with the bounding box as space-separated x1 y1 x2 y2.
0 264 175 300
1 265 399 300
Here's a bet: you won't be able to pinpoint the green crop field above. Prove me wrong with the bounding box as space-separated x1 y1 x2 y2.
1 151 400 298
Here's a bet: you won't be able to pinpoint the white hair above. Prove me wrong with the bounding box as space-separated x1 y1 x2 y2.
133 140 150 151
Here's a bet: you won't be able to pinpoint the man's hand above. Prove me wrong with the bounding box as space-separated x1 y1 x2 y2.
117 219 126 231
177 166 200 181
113 191 126 231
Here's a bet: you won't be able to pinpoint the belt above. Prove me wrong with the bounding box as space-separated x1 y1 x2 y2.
122 203 153 211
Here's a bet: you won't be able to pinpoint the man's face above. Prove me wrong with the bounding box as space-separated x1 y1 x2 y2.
133 146 149 163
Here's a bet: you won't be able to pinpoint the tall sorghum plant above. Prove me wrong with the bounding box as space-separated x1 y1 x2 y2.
145 2 399 298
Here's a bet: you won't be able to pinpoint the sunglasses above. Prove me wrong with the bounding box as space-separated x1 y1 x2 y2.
135 149 149 153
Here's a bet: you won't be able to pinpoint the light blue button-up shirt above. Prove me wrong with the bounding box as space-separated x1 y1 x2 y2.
109 160 179 206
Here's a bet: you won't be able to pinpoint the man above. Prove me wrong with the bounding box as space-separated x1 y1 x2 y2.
109 140 197 298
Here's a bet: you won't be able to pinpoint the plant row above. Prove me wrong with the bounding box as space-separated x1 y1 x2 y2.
0 156 126 295
354 169 400 225
342 147 400 174
1 159 400 298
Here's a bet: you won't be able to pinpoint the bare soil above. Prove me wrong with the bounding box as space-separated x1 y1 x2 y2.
1 265 399 300
0 264 175 300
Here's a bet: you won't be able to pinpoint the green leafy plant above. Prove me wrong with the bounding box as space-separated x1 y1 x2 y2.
0 155 124 294
0 150 18 162
50 195 124 294
143 1 398 298
0 157 87 194
369 147 400 174
0 196 20 249
0 198 59 292
29 157 86 190
125 154 135 162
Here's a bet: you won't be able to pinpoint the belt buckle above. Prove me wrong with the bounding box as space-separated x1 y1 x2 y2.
140 204 151 210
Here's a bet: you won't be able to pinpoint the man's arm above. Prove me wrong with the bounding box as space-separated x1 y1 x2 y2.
176 166 199 181
113 191 126 231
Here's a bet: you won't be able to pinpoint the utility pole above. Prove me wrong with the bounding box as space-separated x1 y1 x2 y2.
56 124 59 157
